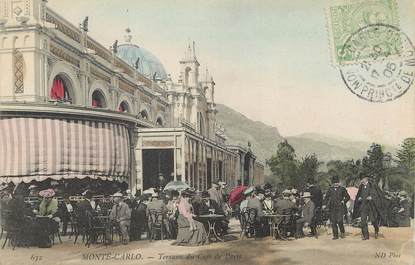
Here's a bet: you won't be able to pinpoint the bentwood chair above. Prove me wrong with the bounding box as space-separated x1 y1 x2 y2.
1 210 23 250
273 209 294 240
147 209 165 242
240 208 257 239
86 214 110 247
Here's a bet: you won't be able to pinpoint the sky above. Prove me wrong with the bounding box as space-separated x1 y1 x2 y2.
48 0 415 146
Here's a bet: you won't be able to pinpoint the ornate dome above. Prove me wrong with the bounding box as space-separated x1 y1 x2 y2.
117 29 168 81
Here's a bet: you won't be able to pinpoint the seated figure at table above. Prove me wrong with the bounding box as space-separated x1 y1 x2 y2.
35 189 60 247
109 192 131 245
166 190 180 239
146 192 171 239
263 191 274 214
175 189 208 246
58 195 74 236
131 194 149 241
208 181 223 207
274 190 296 214
246 188 266 237
295 192 315 239
5 191 34 247
273 189 297 237
199 191 229 234
76 191 96 229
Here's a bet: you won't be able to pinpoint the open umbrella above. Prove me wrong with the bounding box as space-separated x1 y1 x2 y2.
228 185 248 206
347 186 358 201
163 181 190 192
143 187 156 195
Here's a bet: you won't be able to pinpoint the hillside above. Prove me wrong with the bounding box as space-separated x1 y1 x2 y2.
215 104 396 167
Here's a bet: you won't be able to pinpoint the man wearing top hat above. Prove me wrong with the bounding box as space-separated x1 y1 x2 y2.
295 192 315 238
353 176 387 240
323 175 350 239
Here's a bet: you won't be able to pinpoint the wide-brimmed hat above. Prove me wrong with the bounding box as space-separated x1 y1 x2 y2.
301 192 312 198
28 184 38 190
282 189 291 195
399 191 408 197
218 181 227 187
113 192 124 198
39 189 55 198
243 186 255 196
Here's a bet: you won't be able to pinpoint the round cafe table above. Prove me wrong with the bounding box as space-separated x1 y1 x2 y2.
197 214 226 242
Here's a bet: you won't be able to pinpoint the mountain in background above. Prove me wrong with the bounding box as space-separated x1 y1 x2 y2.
215 104 397 171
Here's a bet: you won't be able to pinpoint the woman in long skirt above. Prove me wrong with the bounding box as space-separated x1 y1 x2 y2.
175 190 208 246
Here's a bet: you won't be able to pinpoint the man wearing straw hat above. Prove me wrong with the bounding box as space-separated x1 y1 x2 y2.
109 192 131 245
295 191 315 239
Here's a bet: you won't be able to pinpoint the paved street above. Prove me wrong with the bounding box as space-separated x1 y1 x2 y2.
0 220 413 265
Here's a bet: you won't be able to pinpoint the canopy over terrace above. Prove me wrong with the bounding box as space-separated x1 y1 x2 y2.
0 103 136 185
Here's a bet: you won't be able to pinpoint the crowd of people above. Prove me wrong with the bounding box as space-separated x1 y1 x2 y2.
231 175 413 240
0 175 413 249
0 179 231 248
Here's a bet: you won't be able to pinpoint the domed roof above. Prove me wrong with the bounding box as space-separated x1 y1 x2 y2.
117 33 168 81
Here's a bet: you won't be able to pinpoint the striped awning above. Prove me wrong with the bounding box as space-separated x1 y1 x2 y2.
0 117 131 184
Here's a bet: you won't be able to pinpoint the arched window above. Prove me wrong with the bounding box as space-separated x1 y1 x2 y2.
50 75 72 103
118 101 130 113
140 110 149 120
91 90 106 108
156 117 163 126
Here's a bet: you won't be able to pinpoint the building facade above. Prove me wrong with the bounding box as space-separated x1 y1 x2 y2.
0 0 263 192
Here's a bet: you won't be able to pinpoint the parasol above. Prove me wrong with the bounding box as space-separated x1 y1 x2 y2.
163 181 190 192
228 185 248 206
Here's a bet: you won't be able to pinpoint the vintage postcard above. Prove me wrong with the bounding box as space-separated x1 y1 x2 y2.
0 0 413 265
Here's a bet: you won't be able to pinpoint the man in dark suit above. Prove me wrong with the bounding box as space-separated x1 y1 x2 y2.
75 191 95 238
306 182 323 208
295 192 315 238
323 175 350 240
199 191 223 215
353 177 387 240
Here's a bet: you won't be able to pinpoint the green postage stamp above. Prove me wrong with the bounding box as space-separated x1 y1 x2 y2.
327 0 400 65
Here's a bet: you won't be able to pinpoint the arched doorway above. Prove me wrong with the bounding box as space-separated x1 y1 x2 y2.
118 101 130 113
50 75 73 103
91 90 107 108
156 117 163 126
140 110 149 120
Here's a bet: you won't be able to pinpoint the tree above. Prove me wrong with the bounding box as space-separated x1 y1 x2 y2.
326 159 360 186
298 153 321 188
266 140 299 188
361 143 386 188
396 138 415 177
390 138 415 193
